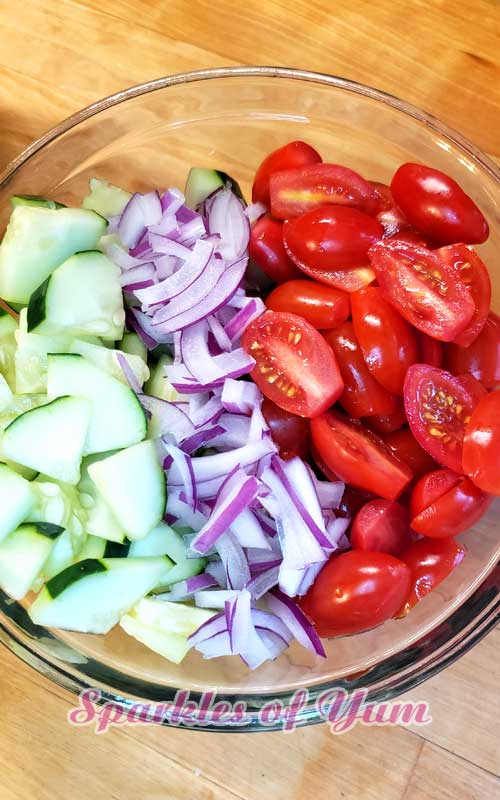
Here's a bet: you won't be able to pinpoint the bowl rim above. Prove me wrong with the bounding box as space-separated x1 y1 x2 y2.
1 65 499 733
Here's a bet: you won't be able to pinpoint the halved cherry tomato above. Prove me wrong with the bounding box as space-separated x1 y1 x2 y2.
300 550 411 637
456 374 487 404
351 500 412 556
391 163 489 245
445 313 500 390
410 468 491 538
249 216 302 284
436 244 491 347
368 240 475 342
404 364 479 473
399 537 467 614
283 263 376 294
261 397 309 460
419 332 443 368
351 287 419 395
364 399 408 435
311 410 413 500
336 485 372 520
463 391 500 494
242 311 343 418
369 181 393 214
283 206 383 271
377 205 411 238
252 140 322 206
386 230 430 247
265 280 350 330
384 427 438 479
324 322 397 417
269 163 378 219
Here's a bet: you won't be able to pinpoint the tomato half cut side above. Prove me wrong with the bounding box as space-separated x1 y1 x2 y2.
445 313 500 390
436 244 491 347
242 310 343 418
288 262 376 294
463 391 500 494
248 216 303 284
384 427 438 479
261 398 310 460
351 499 412 556
403 364 478 472
252 140 322 206
368 240 475 342
410 468 463 519
324 322 398 417
311 410 413 500
399 537 467 614
265 280 350 330
410 470 491 539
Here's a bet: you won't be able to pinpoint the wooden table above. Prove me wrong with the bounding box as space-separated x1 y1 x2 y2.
0 2 499 798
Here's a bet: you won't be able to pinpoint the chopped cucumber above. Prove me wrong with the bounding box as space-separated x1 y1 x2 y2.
27 251 125 341
87 441 165 540
82 178 131 218
47 354 146 455
0 393 46 432
0 339 16 390
0 206 107 304
0 463 36 542
103 540 131 558
184 167 244 209
10 195 65 210
2 396 91 484
78 535 106 560
0 522 64 599
15 331 72 394
119 332 148 363
79 454 126 544
69 339 149 387
0 373 13 412
0 310 18 340
29 556 171 633
128 521 206 591
144 354 179 404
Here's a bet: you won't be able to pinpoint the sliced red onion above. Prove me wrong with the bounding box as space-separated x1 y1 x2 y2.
227 592 272 668
266 589 326 657
206 188 250 261
149 213 178 238
248 403 270 441
295 562 326 597
188 611 227 646
179 424 225 454
325 515 351 548
118 193 147 248
164 444 196 510
272 456 332 549
208 414 251 450
138 191 163 226
106 243 144 271
207 315 232 352
159 573 217 601
194 589 239 609
161 188 185 215
138 395 195 442
313 477 345 510
204 560 227 588
251 608 293 645
154 254 179 279
149 233 192 260
255 629 289 660
215 531 251 590
224 297 266 341
169 440 275 487
190 396 224 428
245 201 267 224
246 565 280 600
151 254 226 326
221 378 261 415
196 630 233 659
119 263 156 288
178 216 207 244
129 237 153 260
116 352 142 394
135 239 215 307
252 509 277 538
128 307 173 346
166 490 207 531
231 507 270 550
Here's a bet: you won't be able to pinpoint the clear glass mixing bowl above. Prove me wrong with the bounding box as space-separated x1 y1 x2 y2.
1 67 499 731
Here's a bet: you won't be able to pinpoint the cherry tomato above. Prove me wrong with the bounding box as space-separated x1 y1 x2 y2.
377 205 411 238
368 240 475 342
399 537 467 614
351 286 419 395
391 163 489 245
283 206 383 271
269 163 378 219
337 485 372 520
410 468 491 539
265 280 350 330
351 499 412 556
311 410 413 500
404 364 479 473
283 263 376 294
261 397 309 460
324 322 398 417
463 391 500 494
300 550 411 637
364 400 408 435
445 313 500 390
369 181 393 214
436 244 491 347
242 310 343 418
419 332 444 368
456 374 487 404
384 427 438 479
249 216 302 284
386 230 430 247
252 140 322 206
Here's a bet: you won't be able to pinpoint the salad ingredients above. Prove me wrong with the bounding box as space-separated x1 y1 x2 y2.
265 280 350 330
446 313 500 390
249 216 302 284
252 140 322 206
410 468 491 539
399 537 467 614
261 398 310 460
463 391 500 494
350 499 412 556
383 426 437 479
436 244 491 347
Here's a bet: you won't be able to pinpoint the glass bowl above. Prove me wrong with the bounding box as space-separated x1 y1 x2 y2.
1 67 499 732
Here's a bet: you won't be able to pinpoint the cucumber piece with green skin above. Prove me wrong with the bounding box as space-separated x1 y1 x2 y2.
0 309 18 340
29 556 172 633
82 178 131 218
120 598 215 664
2 396 91 485
47 354 147 455
27 251 125 341
0 462 36 542
10 195 66 210
69 339 149 387
144 354 179 408
119 332 148 363
87 441 165 541
128 522 206 591
78 454 127 544
184 168 245 210
0 206 107 305
0 373 13 412
0 522 64 600
77 535 106 560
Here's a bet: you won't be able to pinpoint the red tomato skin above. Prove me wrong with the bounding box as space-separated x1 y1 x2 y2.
391 163 489 246
368 240 475 342
300 550 411 637
419 333 444 368
265 280 350 330
269 163 378 219
445 314 500 390
399 537 467 613
387 230 430 247
284 263 376 294
261 398 309 460
351 287 419 395
436 244 491 347
351 500 412 556
252 140 322 206
377 205 411 238
463 391 500 494
337 485 372 520
242 310 344 418
283 206 383 271
456 374 487 404
364 400 408 435
410 469 463 519
411 475 492 539
384 427 438 479
311 410 413 500
369 181 394 214
324 322 398 417
249 216 303 284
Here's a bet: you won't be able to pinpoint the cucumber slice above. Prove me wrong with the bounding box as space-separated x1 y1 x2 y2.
82 178 131 218
144 354 179 404
0 522 64 600
0 373 13 412
120 598 215 664
27 251 125 341
0 339 17 390
2 396 91 484
119 332 148 363
78 454 126 544
0 206 107 304
184 168 244 209
0 463 36 542
128 522 206 590
0 310 18 340
103 540 131 558
87 441 165 540
69 339 149 387
47 354 147 455
78 535 106 560
29 556 171 633
10 195 65 210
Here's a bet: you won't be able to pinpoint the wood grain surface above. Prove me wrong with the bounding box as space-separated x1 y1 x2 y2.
0 2 499 798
